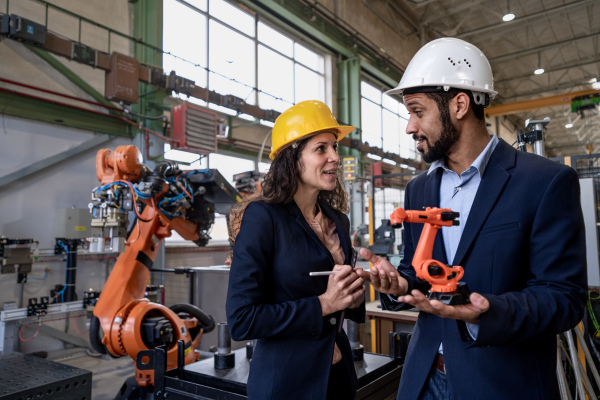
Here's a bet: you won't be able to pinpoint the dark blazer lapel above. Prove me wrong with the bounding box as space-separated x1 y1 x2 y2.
452 140 515 266
424 168 442 208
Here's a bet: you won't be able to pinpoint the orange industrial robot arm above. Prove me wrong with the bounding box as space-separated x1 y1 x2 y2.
88 145 239 387
390 207 470 305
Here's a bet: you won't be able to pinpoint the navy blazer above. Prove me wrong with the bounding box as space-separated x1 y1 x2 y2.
382 139 587 400
226 200 365 400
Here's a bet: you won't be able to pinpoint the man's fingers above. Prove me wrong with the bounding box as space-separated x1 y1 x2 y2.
396 294 414 304
359 247 376 262
410 289 427 300
356 269 372 282
369 269 381 288
469 292 490 312
378 271 390 290
387 272 400 292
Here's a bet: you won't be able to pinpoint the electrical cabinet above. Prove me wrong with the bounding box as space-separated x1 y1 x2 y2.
580 178 600 286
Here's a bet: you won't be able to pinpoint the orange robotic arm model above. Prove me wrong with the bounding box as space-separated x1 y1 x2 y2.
390 207 470 305
89 145 239 387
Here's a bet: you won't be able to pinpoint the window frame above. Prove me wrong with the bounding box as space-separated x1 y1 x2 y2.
360 78 417 161
163 0 330 113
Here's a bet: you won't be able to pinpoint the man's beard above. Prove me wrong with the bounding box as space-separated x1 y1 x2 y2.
418 107 459 163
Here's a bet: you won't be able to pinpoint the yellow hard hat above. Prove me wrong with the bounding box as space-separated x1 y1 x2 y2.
269 100 355 160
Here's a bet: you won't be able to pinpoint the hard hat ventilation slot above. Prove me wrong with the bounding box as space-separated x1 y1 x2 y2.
448 57 472 68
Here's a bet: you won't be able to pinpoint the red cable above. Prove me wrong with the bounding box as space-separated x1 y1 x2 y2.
0 77 123 112
0 86 124 120
73 315 89 334
0 85 176 148
18 314 88 342
19 322 42 342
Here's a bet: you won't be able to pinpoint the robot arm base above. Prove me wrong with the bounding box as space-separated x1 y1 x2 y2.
427 282 471 305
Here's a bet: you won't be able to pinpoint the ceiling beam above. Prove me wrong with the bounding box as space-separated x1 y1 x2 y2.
404 0 440 8
489 31 600 64
495 58 600 85
422 0 488 25
456 0 596 39
486 89 600 117
501 79 600 101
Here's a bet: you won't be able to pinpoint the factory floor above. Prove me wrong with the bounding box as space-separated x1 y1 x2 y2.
47 347 136 400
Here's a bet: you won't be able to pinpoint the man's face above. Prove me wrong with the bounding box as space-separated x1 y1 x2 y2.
403 93 459 163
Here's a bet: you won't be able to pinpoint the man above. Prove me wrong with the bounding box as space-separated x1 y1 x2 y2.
357 37 587 400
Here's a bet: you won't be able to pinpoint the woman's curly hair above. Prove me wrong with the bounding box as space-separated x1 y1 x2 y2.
228 135 349 249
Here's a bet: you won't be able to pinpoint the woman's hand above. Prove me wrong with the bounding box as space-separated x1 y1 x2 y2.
318 265 365 315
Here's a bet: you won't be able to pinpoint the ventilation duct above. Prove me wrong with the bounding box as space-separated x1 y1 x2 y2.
171 103 218 155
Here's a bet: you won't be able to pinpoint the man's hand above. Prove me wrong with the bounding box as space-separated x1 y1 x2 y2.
397 290 490 324
356 248 408 297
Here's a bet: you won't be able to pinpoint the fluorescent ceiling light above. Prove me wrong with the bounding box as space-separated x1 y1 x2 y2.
367 154 382 161
502 13 515 21
383 158 396 165
565 123 573 129
534 68 545 75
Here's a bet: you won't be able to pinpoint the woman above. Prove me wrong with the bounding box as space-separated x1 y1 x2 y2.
226 100 366 400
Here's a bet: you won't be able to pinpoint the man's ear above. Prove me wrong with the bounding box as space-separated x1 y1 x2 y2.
453 92 470 120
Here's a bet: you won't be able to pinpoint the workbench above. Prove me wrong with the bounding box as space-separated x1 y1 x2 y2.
126 346 402 400
366 301 418 355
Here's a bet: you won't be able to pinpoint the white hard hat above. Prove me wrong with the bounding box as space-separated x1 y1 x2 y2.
386 37 497 107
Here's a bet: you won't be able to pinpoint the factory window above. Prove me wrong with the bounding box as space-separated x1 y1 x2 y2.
360 81 416 160
163 0 208 90
163 0 327 115
209 19 256 103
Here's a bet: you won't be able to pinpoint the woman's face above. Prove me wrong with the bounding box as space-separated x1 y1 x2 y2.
296 132 340 194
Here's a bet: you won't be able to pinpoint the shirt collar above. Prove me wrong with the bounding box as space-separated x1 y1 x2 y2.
427 134 499 177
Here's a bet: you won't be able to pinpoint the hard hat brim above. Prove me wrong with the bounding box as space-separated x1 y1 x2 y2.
269 125 355 160
385 84 498 100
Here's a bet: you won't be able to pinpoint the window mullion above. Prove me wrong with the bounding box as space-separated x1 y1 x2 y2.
254 13 259 108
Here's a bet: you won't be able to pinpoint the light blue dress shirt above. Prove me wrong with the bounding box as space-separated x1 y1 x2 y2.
430 134 499 344
389 134 499 349
431 134 499 266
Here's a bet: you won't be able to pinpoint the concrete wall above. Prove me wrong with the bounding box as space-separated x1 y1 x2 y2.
318 0 421 69
0 0 132 105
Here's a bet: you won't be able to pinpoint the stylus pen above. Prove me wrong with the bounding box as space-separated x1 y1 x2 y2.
309 269 369 276
309 271 338 276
